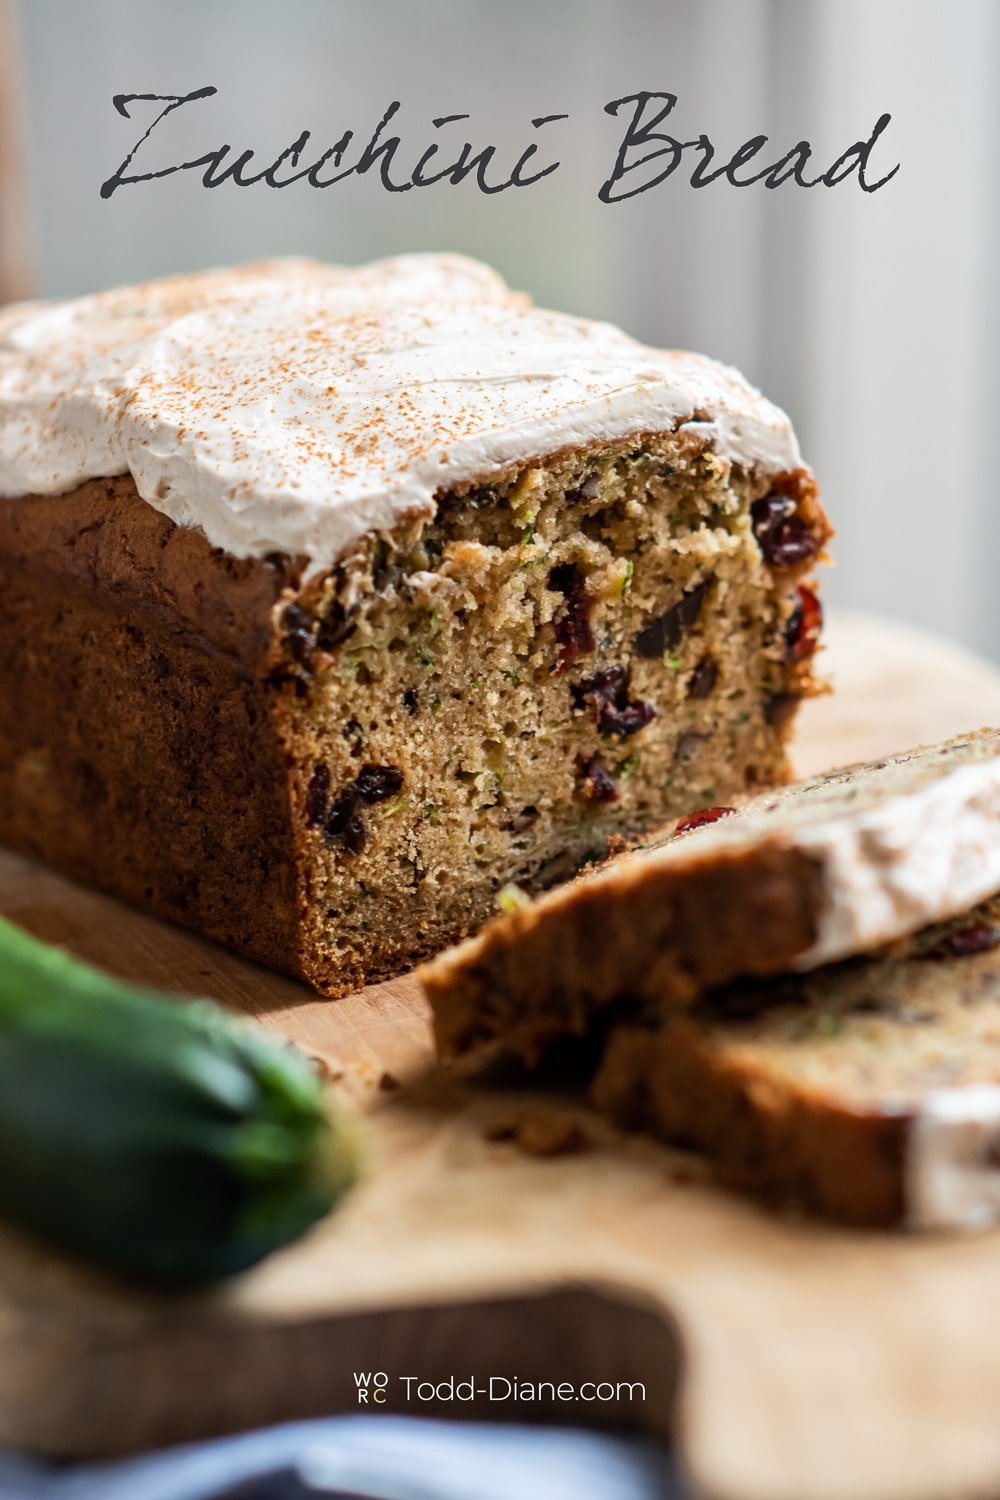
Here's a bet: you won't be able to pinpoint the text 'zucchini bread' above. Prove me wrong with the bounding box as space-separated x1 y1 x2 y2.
0 254 829 993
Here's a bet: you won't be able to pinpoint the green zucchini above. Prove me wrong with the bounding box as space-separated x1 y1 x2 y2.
0 917 360 1283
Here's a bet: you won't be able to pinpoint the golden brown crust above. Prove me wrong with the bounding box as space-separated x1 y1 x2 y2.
425 842 827 1060
0 477 304 666
0 476 310 975
593 1020 907 1226
592 896 1000 1226
0 434 828 994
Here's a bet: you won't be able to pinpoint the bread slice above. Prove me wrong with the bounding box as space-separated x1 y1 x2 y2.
422 731 1000 1059
593 895 1000 1229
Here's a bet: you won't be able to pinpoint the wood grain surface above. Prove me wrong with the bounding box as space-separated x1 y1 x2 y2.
2 611 1000 1500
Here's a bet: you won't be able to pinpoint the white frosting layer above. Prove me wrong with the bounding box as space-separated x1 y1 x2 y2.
908 1085 1000 1231
795 757 1000 968
618 733 1000 967
0 254 801 564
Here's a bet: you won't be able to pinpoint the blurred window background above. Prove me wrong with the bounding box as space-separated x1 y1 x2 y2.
7 0 999 660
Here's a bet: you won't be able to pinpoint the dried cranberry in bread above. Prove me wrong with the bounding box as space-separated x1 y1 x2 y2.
593 895 1000 1230
423 730 1000 1059
0 256 828 994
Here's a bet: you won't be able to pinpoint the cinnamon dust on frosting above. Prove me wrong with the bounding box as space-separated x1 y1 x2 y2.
0 253 800 564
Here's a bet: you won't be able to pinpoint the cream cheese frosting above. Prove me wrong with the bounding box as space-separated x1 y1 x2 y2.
0 253 801 564
793 757 1000 968
908 1085 1000 1231
619 730 1000 964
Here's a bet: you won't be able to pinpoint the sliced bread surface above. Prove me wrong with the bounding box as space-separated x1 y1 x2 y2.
593 895 1000 1229
422 730 1000 1060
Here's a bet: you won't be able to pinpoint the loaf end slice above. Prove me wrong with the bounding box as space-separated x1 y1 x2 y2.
423 730 1000 1059
593 895 1000 1230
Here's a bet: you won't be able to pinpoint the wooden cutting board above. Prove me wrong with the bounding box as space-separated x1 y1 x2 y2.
2 611 1000 1500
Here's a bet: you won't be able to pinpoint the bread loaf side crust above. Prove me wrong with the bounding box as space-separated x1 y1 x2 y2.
593 895 1000 1227
0 427 827 992
0 477 309 975
427 842 828 1061
594 1020 908 1226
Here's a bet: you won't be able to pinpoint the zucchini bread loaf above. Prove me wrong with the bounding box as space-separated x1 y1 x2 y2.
594 894 1000 1230
424 731 1000 1058
0 255 828 993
